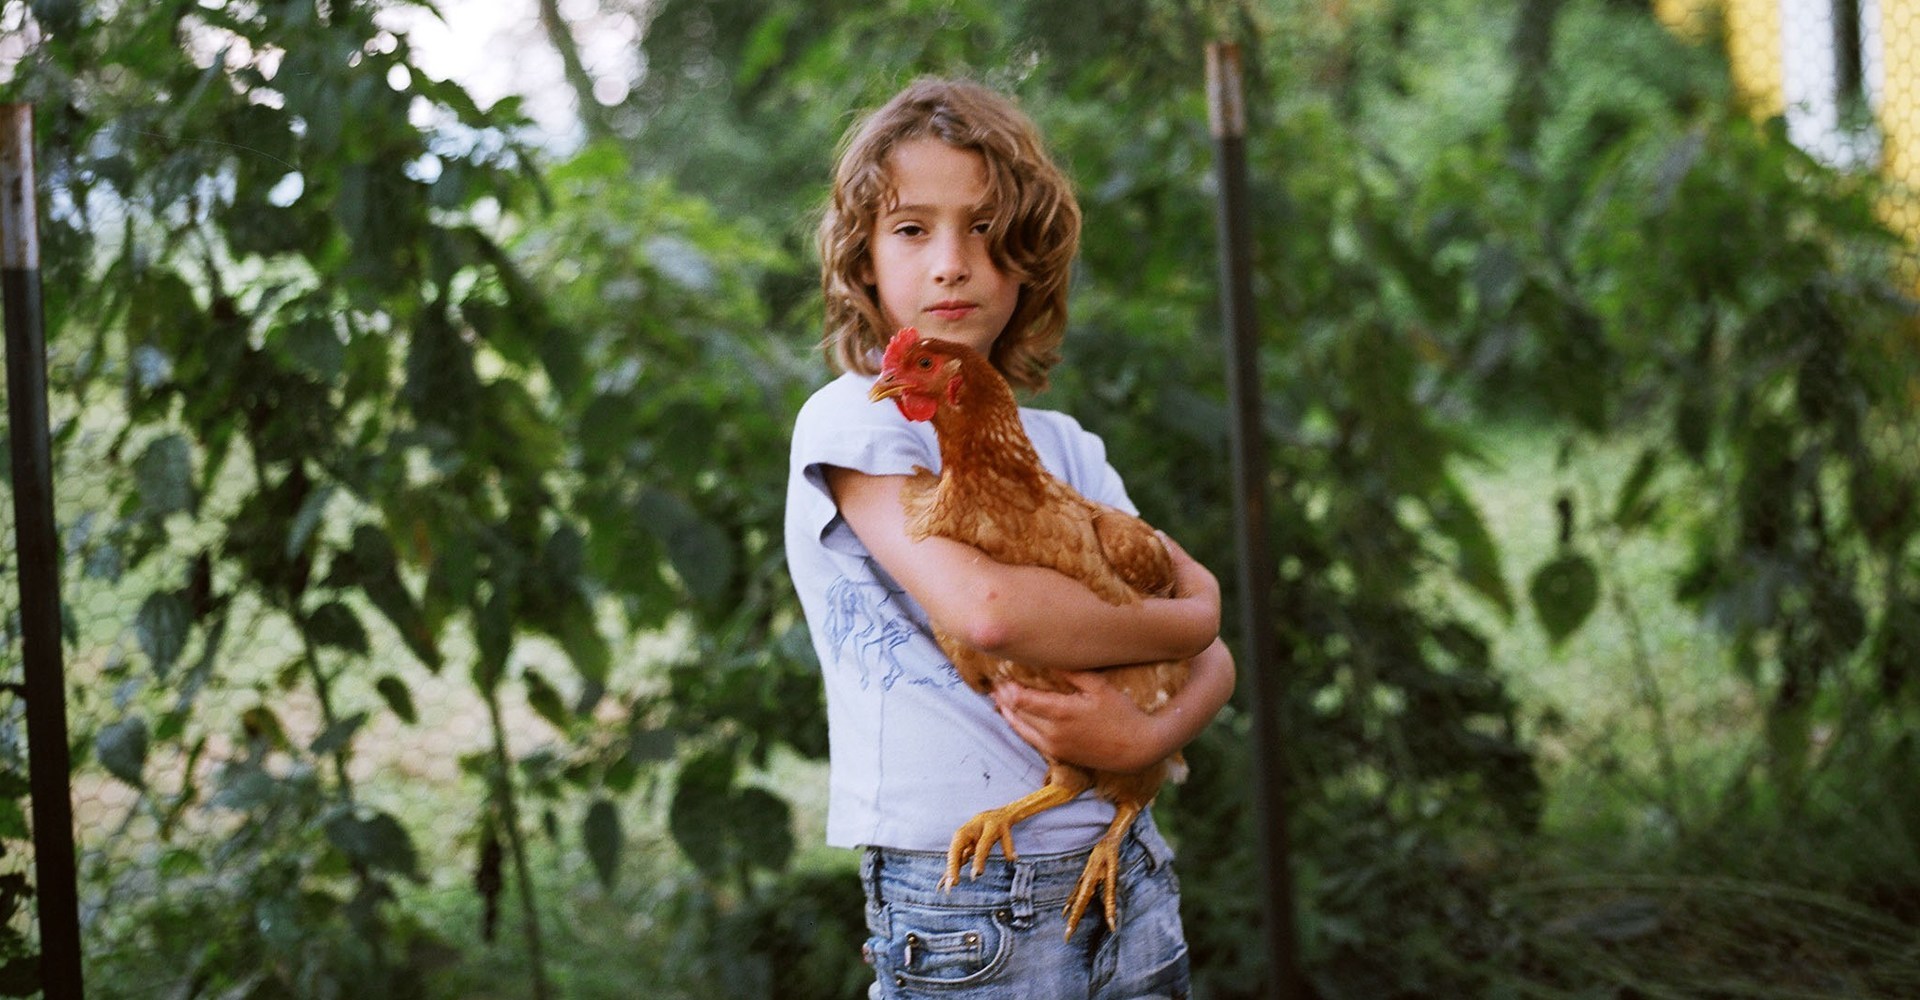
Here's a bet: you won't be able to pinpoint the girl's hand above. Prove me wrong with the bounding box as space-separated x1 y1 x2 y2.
993 672 1168 773
992 638 1237 773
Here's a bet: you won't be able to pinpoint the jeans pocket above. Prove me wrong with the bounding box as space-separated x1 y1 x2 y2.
879 905 1015 991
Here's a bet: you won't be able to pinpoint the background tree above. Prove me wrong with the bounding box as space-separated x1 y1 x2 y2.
1 0 1915 997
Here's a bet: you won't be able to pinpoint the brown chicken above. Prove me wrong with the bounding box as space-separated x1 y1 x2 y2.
866 327 1192 940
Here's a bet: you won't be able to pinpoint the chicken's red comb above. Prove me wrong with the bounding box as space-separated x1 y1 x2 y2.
881 327 920 373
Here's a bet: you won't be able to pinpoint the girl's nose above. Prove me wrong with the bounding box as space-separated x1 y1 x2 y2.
931 231 970 285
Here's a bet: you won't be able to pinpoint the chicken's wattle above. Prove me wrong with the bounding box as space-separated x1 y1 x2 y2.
893 392 938 422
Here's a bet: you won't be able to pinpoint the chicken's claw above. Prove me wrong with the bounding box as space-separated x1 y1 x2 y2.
1063 838 1123 940
940 808 1020 891
937 772 1091 892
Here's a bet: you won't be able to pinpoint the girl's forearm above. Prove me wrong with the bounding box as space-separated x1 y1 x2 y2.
960 561 1217 671
828 467 1220 671
1141 638 1236 761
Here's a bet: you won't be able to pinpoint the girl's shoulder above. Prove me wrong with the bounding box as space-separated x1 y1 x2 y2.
1016 403 1130 505
800 370 877 410
790 371 936 477
1017 403 1104 457
795 371 897 433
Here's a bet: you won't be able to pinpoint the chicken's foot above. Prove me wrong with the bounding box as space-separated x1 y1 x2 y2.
1063 800 1143 940
940 764 1091 891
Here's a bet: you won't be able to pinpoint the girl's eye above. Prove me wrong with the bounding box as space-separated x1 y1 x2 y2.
971 221 992 235
893 224 925 237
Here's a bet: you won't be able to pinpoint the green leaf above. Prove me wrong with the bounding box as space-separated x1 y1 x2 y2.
339 525 442 670
136 591 190 677
733 787 795 872
1428 475 1513 617
473 584 513 693
403 302 480 434
286 483 336 559
1471 242 1524 317
735 7 796 90
310 711 368 757
583 797 621 890
636 487 735 605
324 808 421 880
133 433 196 519
0 955 41 997
667 750 793 881
241 705 290 751
558 597 611 687
97 717 150 790
1529 552 1600 648
1676 379 1713 461
271 314 346 381
524 668 569 730
157 846 207 879
1612 447 1662 530
307 600 370 655
628 726 678 765
0 799 28 840
669 751 735 879
376 674 418 725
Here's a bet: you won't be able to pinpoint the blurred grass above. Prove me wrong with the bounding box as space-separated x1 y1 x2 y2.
56 403 1914 996
1446 420 1748 852
410 746 843 1000
420 415 1913 995
1449 420 1920 997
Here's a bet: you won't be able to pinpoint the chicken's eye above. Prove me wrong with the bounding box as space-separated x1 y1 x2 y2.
917 357 933 370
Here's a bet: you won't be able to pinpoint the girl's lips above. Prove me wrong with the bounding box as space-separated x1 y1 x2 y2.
927 302 976 321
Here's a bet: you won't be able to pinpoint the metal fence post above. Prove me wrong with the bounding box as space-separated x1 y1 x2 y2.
3 101 87 1000
1206 43 1310 1000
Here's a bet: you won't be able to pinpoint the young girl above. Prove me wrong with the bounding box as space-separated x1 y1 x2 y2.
783 76 1236 999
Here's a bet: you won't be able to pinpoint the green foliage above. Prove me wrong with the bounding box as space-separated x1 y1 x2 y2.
4 0 1916 996
6 0 788 994
1530 551 1600 647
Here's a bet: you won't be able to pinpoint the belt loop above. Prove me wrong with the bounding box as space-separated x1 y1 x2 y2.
1008 860 1037 929
1136 816 1175 872
860 847 883 903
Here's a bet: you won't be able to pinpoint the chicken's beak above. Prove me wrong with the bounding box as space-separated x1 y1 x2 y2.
868 372 906 402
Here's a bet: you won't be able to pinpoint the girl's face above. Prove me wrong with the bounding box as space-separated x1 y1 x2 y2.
863 139 1020 359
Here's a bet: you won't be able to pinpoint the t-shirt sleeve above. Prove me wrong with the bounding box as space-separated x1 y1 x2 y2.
1046 410 1139 516
790 377 936 557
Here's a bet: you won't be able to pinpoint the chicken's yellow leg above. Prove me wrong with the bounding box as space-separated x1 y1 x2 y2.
940 764 1092 891
1063 800 1143 940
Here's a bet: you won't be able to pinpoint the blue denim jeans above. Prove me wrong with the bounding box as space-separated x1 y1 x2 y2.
860 816 1191 999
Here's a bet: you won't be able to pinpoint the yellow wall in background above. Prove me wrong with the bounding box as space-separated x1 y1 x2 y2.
1651 0 1781 115
1880 3 1920 261
1655 0 1919 291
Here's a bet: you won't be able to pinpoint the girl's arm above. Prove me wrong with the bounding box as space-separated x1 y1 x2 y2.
826 467 1220 671
992 638 1236 773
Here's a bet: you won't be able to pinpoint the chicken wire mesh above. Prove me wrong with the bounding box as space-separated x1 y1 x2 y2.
0 343 524 995
1659 0 1920 286
0 1 1917 997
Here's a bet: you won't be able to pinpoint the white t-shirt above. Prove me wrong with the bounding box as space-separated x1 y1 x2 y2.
784 371 1141 853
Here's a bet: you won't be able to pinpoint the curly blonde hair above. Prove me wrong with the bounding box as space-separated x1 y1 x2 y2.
818 77 1081 393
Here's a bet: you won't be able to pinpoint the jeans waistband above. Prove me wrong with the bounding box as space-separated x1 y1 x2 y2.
859 812 1174 914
